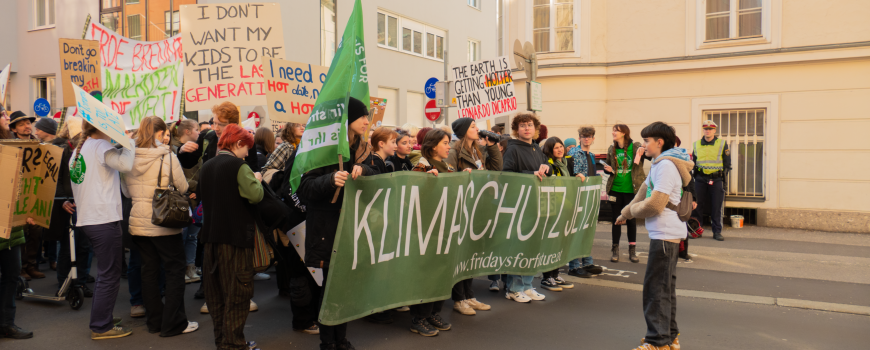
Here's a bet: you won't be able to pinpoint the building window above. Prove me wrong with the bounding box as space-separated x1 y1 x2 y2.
533 0 573 53
704 109 766 199
378 11 444 62
33 0 56 29
34 76 57 115
468 39 480 62
497 0 504 56
705 0 762 41
164 11 179 37
406 91 427 126
377 87 399 126
127 15 142 41
126 0 139 4
321 0 336 66
468 0 480 9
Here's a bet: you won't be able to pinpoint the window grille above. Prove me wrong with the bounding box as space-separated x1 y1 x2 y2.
703 109 766 200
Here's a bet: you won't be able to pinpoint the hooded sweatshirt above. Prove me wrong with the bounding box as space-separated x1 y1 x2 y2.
502 139 551 174
121 145 189 237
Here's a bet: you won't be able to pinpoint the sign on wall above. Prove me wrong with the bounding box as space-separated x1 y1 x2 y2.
58 39 102 107
450 56 517 122
262 57 328 127
181 3 286 110
84 22 184 128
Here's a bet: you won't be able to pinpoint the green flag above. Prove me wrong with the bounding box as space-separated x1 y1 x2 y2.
289 0 369 193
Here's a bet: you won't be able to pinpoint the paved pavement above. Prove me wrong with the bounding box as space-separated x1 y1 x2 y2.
3 223 867 349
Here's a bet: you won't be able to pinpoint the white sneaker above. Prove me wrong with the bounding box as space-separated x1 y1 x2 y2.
507 291 531 303
524 288 546 301
200 303 208 314
183 321 199 334
395 306 410 312
250 300 258 312
489 280 499 291
253 273 271 281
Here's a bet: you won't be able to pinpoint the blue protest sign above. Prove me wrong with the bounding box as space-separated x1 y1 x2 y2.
33 98 51 117
424 77 439 99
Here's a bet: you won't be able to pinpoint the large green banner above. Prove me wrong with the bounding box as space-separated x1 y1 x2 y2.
319 172 602 325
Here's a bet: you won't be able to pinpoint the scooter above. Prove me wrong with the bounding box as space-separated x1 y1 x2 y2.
16 217 86 310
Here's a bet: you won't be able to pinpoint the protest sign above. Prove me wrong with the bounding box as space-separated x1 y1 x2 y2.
319 172 600 324
263 57 328 125
0 146 23 239
450 56 517 122
289 0 369 195
84 22 184 128
0 141 63 232
369 97 387 128
0 63 9 106
285 221 325 286
58 39 102 107
71 83 132 149
181 3 286 110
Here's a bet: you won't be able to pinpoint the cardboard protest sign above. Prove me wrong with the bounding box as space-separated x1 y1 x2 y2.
450 56 517 122
181 3 286 110
0 146 23 239
84 22 184 128
58 39 102 107
263 57 328 126
362 97 388 140
0 141 63 232
285 221 324 286
0 63 10 106
71 83 133 149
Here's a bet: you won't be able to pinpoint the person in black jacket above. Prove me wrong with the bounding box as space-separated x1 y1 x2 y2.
386 129 414 171
177 102 261 175
253 127 275 169
297 97 378 350
368 127 397 173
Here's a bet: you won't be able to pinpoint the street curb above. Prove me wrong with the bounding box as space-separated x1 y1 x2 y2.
564 276 870 317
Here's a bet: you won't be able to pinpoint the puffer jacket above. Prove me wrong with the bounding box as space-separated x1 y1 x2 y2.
0 228 25 250
121 145 189 237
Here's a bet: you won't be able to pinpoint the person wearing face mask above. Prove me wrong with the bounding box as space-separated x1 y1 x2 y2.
121 116 197 337
369 127 398 173
444 117 501 316
386 129 414 171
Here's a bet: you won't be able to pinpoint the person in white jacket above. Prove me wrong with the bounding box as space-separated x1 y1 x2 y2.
121 116 197 337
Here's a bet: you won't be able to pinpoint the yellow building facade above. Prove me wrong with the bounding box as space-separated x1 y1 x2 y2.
501 0 870 232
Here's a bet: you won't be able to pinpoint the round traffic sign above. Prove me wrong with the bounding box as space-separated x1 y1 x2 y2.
33 98 51 117
424 77 439 99
425 99 440 121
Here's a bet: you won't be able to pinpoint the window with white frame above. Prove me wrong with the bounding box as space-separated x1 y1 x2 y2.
34 76 57 115
127 15 142 41
533 0 574 53
33 0 56 29
705 0 762 41
378 11 444 62
468 39 480 62
703 109 766 199
468 0 480 9
164 11 179 37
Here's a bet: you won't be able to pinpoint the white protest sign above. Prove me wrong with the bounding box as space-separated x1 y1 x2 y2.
0 64 10 106
286 221 324 286
450 56 517 122
84 22 184 129
263 57 328 125
71 83 133 149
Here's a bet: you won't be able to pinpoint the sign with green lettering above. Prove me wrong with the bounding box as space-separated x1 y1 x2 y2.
0 141 62 231
319 172 601 325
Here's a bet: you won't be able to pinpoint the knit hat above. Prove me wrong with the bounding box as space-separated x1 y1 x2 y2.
348 96 369 124
35 117 58 135
8 111 35 128
564 138 577 147
451 118 474 139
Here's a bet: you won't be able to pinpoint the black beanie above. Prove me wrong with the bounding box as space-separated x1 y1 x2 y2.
452 118 474 139
347 96 369 124
35 117 58 135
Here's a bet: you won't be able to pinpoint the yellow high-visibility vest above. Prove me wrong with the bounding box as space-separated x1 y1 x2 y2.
694 138 724 175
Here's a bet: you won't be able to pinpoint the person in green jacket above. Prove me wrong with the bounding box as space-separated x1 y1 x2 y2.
1 222 34 339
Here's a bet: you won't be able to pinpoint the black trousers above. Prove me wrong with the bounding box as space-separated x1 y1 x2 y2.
21 224 42 271
692 177 724 234
610 191 637 244
204 243 254 350
275 243 318 330
410 300 444 320
451 278 474 301
643 239 680 347
542 268 560 279
133 234 189 337
316 267 348 345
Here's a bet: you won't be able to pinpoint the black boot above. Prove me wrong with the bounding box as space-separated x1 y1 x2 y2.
336 339 356 350
713 232 724 241
611 243 619 262
194 282 205 299
0 325 33 339
629 245 639 263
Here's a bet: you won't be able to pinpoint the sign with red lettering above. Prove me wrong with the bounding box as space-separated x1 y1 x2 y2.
450 56 517 122
84 22 183 129
262 57 328 125
58 39 101 107
181 3 286 111
425 99 440 121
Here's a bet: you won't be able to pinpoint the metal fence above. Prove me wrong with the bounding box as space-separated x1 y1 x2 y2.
704 109 766 200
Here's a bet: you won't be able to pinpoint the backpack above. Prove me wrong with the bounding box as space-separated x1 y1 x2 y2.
650 164 693 222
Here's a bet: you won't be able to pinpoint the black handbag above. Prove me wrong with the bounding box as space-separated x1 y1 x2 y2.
151 154 191 228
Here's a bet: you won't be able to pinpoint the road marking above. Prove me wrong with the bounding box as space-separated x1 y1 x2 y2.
598 266 637 278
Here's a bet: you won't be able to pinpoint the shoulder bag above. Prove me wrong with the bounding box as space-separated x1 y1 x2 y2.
152 154 192 228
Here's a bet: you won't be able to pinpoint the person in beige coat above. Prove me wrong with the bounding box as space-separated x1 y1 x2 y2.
121 116 198 337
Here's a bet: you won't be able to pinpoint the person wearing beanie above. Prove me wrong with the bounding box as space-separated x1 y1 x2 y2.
564 138 577 152
9 111 36 140
34 117 58 142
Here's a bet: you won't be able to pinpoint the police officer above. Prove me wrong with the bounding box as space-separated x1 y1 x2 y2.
692 120 730 241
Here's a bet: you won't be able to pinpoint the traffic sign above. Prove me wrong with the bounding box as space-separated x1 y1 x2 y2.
424 77 439 99
33 98 51 117
425 99 440 121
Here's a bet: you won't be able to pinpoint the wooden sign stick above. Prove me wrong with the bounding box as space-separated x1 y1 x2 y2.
330 154 344 203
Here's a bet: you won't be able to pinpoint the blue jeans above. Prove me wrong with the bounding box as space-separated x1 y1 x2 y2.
182 224 199 266
505 275 534 293
0 245 22 327
568 256 594 270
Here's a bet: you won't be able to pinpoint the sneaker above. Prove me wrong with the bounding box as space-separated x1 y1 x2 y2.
131 305 146 318
336 338 356 350
465 298 491 311
395 306 410 312
409 318 438 337
81 284 94 297
632 343 671 350
297 325 319 335
488 280 500 291
679 258 693 263
567 268 591 278
113 317 122 326
182 321 199 334
250 300 258 312
524 288 546 301
426 314 451 331
187 264 201 278
363 312 394 324
184 274 192 284
453 300 476 315
91 326 133 340
540 277 563 292
0 325 33 339
253 272 271 281
554 276 574 289
507 291 531 303
583 265 604 275
200 303 209 314
642 336 680 350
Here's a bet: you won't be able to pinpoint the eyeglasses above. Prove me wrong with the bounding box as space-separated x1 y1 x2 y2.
518 123 535 129
214 121 229 128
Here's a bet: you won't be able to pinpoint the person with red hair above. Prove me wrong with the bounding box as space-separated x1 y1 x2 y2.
197 123 263 350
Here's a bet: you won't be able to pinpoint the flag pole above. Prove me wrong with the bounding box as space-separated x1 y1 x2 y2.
330 154 344 203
